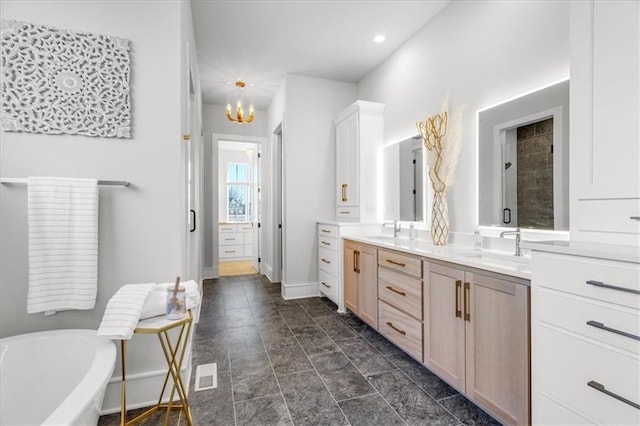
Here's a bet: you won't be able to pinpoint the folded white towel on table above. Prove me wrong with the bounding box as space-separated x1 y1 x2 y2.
97 283 155 340
140 280 201 320
27 177 99 314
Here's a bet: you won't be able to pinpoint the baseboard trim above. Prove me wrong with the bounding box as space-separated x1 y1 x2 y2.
281 281 319 300
100 364 192 415
203 266 215 279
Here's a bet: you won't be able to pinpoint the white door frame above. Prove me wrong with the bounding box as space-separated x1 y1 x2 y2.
212 133 266 277
272 123 284 284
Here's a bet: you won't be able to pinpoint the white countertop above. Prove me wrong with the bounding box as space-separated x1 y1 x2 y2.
521 240 640 264
343 234 532 281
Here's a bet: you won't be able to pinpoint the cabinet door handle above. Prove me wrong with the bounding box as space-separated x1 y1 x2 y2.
321 258 331 264
321 282 331 288
630 216 640 220
587 381 640 409
586 280 640 295
463 282 470 322
455 280 462 318
342 183 348 202
190 209 196 232
385 286 406 296
586 320 640 341
385 259 406 267
386 321 407 336
355 251 360 273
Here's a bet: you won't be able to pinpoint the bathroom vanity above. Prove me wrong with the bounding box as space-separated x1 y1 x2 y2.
342 235 531 426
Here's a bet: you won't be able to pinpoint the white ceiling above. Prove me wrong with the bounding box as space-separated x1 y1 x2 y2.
191 0 451 110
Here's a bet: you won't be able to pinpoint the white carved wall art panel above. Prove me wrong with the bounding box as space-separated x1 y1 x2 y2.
1 20 131 138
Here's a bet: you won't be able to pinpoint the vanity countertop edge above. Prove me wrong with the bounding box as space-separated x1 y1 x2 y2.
343 235 532 281
521 240 640 264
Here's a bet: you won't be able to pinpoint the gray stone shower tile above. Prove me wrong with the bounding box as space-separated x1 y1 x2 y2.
368 369 458 425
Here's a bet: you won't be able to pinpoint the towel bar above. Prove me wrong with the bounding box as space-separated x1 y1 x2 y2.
0 177 130 187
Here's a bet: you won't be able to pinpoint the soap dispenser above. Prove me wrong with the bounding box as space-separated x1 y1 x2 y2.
409 222 416 240
473 227 483 251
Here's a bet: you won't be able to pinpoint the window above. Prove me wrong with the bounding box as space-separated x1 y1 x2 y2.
227 163 252 222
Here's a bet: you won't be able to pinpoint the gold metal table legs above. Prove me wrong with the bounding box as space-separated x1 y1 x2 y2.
120 311 194 425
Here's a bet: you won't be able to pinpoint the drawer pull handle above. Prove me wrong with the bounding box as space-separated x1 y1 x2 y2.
224 250 235 254
385 285 406 296
386 259 406 267
586 320 640 341
587 380 640 410
455 280 462 318
630 216 640 220
225 238 235 241
321 282 331 288
321 258 331 264
339 211 350 214
321 229 331 233
386 321 406 336
321 241 331 246
586 280 640 295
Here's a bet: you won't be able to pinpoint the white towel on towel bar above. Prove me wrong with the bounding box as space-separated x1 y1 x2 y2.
97 283 156 340
27 177 99 314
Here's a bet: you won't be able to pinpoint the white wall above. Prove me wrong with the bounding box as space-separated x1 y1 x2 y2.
358 0 570 234
281 75 357 292
0 0 202 412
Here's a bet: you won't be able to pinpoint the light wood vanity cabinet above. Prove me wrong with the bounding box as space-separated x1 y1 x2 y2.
344 240 378 328
377 249 424 361
424 261 530 426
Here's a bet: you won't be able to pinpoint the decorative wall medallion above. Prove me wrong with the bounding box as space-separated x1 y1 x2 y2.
1 20 131 138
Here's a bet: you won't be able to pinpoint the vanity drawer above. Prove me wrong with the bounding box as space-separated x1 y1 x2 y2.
378 267 422 320
537 287 640 354
535 325 640 425
336 206 359 220
319 269 338 302
378 249 422 278
318 224 339 238
220 245 243 258
379 300 423 361
219 224 237 233
318 246 338 275
319 235 338 251
220 232 243 245
575 198 640 236
534 252 639 309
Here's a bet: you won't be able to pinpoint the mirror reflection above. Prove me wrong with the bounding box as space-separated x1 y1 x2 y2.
478 79 569 230
383 135 426 222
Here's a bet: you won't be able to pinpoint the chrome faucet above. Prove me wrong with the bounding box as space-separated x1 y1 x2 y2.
383 220 401 238
499 227 523 256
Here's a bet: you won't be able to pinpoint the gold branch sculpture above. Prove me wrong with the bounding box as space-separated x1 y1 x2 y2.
417 99 465 245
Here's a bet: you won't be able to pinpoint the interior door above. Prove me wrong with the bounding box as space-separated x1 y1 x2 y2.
251 148 261 273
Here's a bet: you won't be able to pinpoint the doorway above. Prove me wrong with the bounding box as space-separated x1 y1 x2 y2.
217 139 261 276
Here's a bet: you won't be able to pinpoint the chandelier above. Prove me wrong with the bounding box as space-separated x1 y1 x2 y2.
226 80 254 124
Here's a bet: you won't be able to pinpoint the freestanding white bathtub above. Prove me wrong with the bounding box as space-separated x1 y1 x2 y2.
0 329 116 426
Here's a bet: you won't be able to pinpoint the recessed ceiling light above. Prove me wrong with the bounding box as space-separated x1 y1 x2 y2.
374 34 385 43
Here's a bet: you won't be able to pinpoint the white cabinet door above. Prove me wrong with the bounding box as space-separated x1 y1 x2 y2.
571 0 640 244
336 113 359 208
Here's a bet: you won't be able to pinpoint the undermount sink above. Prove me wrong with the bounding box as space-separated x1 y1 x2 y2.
460 251 531 265
362 234 398 241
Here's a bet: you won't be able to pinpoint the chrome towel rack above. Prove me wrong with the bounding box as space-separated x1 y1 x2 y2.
0 177 130 187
